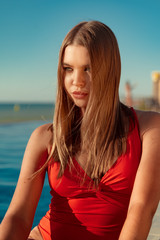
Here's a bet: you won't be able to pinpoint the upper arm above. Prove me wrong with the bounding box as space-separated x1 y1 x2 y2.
129 111 160 215
4 123 52 227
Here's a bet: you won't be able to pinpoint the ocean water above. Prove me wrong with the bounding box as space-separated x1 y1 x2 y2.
0 103 54 123
0 104 53 227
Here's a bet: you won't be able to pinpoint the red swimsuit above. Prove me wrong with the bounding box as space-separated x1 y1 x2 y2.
38 109 141 240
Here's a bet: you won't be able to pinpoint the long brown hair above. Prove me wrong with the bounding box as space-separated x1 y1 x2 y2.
45 21 133 184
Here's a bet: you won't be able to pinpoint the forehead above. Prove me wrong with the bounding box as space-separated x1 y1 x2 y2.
63 44 90 65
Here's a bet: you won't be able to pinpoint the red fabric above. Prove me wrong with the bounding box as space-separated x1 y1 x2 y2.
38 109 141 240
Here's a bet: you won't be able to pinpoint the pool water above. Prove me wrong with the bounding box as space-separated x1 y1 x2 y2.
0 120 51 227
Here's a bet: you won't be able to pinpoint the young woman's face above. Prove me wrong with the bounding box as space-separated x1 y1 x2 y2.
63 44 91 115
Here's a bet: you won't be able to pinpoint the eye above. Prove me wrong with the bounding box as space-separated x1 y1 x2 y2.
63 66 72 72
84 66 90 72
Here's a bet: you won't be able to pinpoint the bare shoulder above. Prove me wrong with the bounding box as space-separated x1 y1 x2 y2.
21 123 53 172
134 109 160 139
128 109 160 211
31 122 53 139
29 123 53 154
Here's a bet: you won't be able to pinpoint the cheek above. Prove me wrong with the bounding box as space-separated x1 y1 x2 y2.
64 73 73 91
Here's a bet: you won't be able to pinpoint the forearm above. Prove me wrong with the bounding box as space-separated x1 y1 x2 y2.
119 204 153 240
0 213 31 240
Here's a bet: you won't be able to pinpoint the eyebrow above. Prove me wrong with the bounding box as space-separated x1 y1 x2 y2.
62 63 90 68
62 63 72 67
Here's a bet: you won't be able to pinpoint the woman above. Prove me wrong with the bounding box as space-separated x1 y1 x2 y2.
0 20 160 240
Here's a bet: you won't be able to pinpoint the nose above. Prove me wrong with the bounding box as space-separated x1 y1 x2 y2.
72 70 85 87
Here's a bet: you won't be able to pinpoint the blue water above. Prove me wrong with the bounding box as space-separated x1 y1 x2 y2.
0 103 54 123
0 120 51 227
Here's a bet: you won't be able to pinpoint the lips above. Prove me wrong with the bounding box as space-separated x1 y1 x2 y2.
72 91 88 99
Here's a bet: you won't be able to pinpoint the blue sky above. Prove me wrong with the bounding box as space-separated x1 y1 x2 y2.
0 0 160 102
